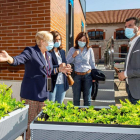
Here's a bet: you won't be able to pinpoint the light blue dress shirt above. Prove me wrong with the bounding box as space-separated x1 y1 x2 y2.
66 47 96 72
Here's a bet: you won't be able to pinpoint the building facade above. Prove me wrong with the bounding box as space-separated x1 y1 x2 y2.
86 9 140 63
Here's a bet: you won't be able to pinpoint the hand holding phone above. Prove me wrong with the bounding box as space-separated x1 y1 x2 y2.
114 67 121 74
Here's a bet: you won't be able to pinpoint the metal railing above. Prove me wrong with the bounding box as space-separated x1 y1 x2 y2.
114 53 127 60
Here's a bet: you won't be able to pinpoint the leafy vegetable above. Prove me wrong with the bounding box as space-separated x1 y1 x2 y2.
37 99 140 126
0 83 25 120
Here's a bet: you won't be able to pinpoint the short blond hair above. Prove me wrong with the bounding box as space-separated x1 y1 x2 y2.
35 31 53 45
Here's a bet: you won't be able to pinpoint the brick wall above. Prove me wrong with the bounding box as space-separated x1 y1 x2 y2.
74 0 86 45
0 0 85 81
0 0 51 80
50 0 66 50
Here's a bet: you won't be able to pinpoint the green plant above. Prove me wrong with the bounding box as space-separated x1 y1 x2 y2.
0 83 25 120
37 99 140 126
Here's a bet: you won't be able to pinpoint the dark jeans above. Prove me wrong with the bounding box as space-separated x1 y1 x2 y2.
72 72 92 106
126 83 139 105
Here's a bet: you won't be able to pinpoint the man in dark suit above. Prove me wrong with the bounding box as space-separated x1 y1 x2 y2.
118 17 140 104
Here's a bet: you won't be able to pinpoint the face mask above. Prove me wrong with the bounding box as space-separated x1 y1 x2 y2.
54 41 61 48
78 41 86 48
46 42 54 51
125 28 135 39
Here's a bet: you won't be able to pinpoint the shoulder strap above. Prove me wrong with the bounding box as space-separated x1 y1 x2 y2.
45 52 51 77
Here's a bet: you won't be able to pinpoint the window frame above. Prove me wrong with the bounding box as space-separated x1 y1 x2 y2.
88 31 104 40
114 28 128 40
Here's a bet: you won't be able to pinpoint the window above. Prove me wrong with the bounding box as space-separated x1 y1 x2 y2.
119 45 128 58
121 46 127 58
116 30 128 39
88 31 103 40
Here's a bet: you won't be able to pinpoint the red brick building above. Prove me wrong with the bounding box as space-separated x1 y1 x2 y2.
0 0 86 81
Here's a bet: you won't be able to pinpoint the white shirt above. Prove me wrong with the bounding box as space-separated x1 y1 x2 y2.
54 50 64 84
124 35 140 83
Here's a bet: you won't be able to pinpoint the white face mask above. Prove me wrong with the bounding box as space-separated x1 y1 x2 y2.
78 41 86 48
54 41 61 48
125 28 135 39
46 42 54 51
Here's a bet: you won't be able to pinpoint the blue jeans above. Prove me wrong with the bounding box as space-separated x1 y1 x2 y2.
126 84 139 104
72 73 92 106
49 84 66 104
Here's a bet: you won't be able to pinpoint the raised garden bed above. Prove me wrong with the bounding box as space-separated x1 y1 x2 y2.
0 105 29 140
30 100 140 140
0 83 29 140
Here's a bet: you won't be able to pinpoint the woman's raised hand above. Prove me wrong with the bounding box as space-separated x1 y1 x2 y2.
59 63 72 76
66 64 71 68
72 50 79 58
59 63 66 67
0 50 10 62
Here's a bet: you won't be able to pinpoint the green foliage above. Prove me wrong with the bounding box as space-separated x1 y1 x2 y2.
37 99 140 126
0 83 25 120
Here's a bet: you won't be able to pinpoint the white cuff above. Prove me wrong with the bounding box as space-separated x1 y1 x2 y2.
124 71 127 77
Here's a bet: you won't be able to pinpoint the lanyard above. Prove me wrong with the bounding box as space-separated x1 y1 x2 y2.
45 52 51 77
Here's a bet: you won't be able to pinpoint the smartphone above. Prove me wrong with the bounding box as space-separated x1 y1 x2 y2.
47 77 52 91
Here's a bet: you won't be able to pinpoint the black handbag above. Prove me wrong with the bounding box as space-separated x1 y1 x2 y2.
91 69 106 81
91 81 99 100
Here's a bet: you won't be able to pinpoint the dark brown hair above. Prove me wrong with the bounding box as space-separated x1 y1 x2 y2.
126 17 140 27
50 30 63 50
74 32 90 49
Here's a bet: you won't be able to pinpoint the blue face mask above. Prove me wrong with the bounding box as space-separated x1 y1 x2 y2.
46 42 54 51
54 41 61 48
125 28 135 39
78 41 86 48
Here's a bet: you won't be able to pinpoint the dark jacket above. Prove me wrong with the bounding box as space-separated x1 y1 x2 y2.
125 37 140 99
50 49 69 92
12 45 53 101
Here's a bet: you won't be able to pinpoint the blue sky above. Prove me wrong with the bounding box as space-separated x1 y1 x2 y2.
86 0 140 12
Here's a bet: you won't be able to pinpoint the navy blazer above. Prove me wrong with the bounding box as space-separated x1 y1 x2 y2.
50 49 69 92
12 45 53 102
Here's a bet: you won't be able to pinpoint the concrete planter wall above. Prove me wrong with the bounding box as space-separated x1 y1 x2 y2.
0 105 29 140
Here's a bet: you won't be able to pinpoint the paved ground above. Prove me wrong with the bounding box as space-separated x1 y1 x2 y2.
115 91 128 106
114 78 128 106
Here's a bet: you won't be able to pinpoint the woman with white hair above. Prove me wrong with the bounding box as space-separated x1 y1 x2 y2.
0 31 72 140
